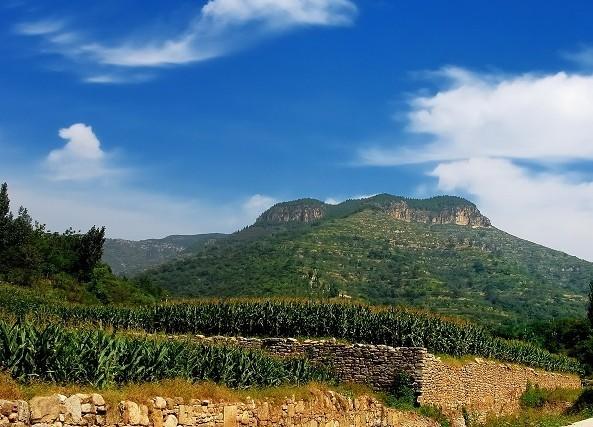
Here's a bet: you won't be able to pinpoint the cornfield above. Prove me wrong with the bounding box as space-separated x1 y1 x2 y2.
5 299 580 375
0 320 332 388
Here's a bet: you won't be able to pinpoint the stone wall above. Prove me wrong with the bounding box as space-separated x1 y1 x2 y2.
196 336 427 391
418 355 582 426
0 390 437 427
191 335 581 425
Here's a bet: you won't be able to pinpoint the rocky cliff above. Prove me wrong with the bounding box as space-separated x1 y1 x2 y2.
388 201 491 227
256 195 491 228
256 199 327 225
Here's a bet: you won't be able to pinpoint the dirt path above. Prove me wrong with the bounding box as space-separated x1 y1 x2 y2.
566 418 593 427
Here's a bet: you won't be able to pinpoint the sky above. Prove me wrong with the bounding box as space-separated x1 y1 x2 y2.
2 1 593 261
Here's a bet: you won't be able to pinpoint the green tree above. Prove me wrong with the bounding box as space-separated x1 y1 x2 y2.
76 226 106 281
587 280 593 327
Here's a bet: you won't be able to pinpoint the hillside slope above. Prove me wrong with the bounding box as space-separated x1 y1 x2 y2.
139 195 593 326
103 233 227 276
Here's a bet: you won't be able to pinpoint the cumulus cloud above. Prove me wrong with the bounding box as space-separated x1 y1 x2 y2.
45 123 114 181
15 0 357 80
358 67 593 260
360 68 593 165
431 158 593 261
242 194 278 220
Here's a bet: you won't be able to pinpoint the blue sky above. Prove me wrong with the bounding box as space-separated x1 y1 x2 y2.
2 0 593 261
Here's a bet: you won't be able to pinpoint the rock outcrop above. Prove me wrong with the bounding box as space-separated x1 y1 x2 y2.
256 200 326 225
387 201 491 227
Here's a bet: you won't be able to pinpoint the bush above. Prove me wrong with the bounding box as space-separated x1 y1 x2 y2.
569 387 593 414
520 383 546 408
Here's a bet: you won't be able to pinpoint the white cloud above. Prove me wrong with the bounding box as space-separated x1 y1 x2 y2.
243 194 278 219
6 178 276 239
202 0 357 27
45 123 115 181
564 46 593 69
324 193 377 205
357 67 593 260
360 68 593 165
15 0 356 79
15 19 64 36
432 158 593 261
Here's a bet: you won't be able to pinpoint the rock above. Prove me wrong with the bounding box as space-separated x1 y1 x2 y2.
164 414 178 427
30 396 61 423
91 394 105 407
120 401 141 425
223 406 237 427
150 409 164 427
64 395 82 424
153 397 167 410
139 404 149 426
177 405 192 425
80 403 93 414
0 400 14 416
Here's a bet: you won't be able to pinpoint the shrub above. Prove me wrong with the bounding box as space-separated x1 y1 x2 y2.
520 383 546 408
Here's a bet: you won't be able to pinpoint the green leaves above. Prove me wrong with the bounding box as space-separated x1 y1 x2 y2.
15 300 583 374
0 321 330 389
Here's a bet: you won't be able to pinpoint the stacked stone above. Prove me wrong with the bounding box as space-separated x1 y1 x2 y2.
190 335 430 392
27 394 106 427
0 399 29 427
118 391 436 427
417 355 582 427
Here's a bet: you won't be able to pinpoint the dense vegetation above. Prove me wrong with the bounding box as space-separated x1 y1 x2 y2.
6 299 582 374
0 320 329 388
0 183 162 304
103 233 227 276
496 284 593 375
138 204 593 327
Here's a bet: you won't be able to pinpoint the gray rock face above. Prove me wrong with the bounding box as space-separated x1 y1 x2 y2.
388 201 491 227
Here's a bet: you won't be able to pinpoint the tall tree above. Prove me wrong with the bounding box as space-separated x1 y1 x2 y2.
0 183 9 222
76 226 106 281
587 280 593 328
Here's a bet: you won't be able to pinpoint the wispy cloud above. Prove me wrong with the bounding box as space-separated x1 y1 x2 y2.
15 19 64 36
14 0 357 82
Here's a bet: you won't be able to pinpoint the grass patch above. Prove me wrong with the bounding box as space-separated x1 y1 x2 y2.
479 409 582 427
520 383 581 409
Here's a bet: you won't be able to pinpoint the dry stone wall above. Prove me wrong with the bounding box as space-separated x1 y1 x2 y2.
0 391 437 427
196 336 427 391
418 355 582 425
192 335 581 424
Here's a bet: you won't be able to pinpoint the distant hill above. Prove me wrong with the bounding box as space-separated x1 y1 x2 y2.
135 194 593 326
103 233 227 276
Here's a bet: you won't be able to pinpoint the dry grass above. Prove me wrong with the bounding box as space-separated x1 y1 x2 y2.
0 374 376 407
0 372 23 400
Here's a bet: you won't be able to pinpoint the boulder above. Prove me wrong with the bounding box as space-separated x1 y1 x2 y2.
30 396 61 423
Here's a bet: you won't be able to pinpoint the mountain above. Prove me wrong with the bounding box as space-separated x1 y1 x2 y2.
136 194 593 327
103 233 227 276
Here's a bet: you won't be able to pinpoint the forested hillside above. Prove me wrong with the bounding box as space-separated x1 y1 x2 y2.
138 195 593 327
103 233 226 276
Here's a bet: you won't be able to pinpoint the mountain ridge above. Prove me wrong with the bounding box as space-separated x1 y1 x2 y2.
102 193 593 327
256 194 491 227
